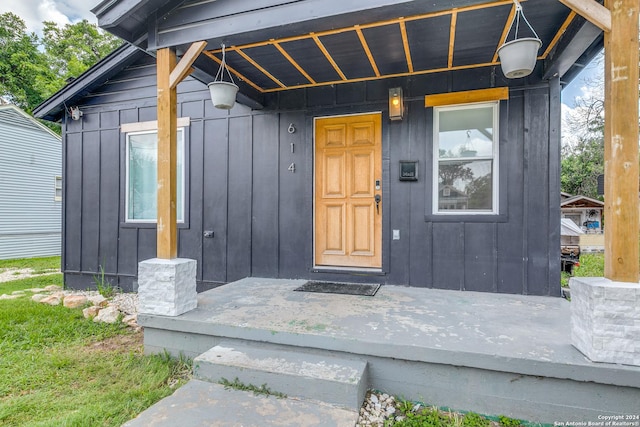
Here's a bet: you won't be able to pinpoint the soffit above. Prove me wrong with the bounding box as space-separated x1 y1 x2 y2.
195 0 576 94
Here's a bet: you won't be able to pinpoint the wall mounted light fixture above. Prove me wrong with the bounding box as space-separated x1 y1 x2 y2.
388 87 404 121
69 106 83 121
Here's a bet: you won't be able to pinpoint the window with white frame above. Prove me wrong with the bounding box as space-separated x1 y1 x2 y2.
54 176 62 201
125 129 185 222
433 102 499 214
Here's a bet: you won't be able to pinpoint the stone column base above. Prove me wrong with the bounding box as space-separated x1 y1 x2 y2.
570 277 640 366
138 258 197 316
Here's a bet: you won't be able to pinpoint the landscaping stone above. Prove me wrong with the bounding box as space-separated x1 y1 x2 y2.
94 305 120 323
31 294 47 302
63 295 88 308
122 313 137 325
44 285 62 291
28 288 46 293
12 290 26 295
83 305 101 319
0 294 21 300
88 294 108 307
40 295 62 305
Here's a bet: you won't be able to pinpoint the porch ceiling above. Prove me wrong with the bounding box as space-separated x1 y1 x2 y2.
199 0 576 94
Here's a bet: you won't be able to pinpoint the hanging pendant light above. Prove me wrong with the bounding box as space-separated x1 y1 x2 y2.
496 0 542 79
208 44 239 109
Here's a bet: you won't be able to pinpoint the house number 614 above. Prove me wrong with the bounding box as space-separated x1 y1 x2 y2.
288 162 296 173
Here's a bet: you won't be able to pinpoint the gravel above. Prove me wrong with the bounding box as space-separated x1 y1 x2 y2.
357 391 399 426
60 288 139 315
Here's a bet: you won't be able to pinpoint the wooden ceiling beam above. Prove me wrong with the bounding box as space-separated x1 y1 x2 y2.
541 11 577 58
558 0 611 32
355 26 380 77
399 21 414 73
235 48 287 88
169 41 207 89
273 42 316 84
312 34 347 81
447 12 457 69
493 4 517 63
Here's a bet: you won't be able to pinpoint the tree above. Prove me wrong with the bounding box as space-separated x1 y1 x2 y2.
42 20 120 85
561 138 604 198
0 12 53 111
561 39 640 200
467 174 492 208
438 162 474 187
561 63 605 199
0 12 121 114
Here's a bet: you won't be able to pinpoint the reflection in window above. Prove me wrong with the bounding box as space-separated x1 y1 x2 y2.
434 102 498 214
126 129 184 222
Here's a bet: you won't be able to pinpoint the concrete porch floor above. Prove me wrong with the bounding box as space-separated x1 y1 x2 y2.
138 278 640 423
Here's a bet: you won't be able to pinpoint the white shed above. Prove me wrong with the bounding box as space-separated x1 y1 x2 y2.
0 105 62 259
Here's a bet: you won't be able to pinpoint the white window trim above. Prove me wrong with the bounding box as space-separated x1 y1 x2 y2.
54 176 62 202
432 101 499 215
120 117 190 133
125 128 186 223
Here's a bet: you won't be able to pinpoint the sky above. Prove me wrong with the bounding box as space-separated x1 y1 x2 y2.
561 56 603 107
0 0 98 36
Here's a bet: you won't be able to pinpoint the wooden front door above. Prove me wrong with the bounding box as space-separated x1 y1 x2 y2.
315 113 382 268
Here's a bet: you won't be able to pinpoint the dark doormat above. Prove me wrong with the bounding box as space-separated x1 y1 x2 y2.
294 281 381 296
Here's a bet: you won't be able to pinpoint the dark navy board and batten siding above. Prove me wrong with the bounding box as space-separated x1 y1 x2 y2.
61 54 561 296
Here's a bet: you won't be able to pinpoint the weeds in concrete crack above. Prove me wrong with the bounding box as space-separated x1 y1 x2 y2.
219 377 287 398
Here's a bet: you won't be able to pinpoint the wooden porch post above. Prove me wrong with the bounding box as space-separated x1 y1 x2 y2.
155 41 207 260
603 0 639 282
157 47 178 259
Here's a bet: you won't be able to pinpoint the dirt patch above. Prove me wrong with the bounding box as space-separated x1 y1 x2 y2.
87 330 144 354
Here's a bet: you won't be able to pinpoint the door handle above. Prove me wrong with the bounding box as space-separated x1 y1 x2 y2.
375 194 381 214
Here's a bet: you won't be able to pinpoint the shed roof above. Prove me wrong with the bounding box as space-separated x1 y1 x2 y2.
560 195 605 209
0 105 61 140
561 218 584 236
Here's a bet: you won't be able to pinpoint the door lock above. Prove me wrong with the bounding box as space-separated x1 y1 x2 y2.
375 194 381 214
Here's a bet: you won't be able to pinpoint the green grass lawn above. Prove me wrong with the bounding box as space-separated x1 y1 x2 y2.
0 256 61 274
561 253 604 287
0 257 190 427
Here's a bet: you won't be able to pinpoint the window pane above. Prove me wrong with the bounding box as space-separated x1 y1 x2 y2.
128 133 157 220
127 130 185 222
438 107 493 159
177 129 184 221
438 159 493 211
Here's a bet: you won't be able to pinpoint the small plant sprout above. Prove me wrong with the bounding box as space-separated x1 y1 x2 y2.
93 264 119 298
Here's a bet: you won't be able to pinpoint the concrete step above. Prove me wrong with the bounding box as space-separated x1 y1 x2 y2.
193 341 368 410
123 379 359 427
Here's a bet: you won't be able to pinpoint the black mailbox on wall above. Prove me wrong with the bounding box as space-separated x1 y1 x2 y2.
399 160 418 181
